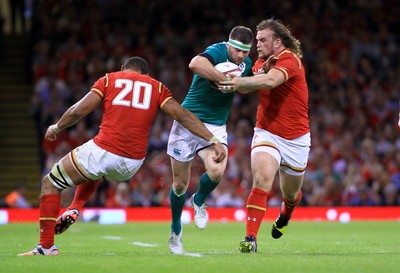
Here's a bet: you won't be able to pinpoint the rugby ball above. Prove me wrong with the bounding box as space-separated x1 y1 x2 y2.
214 62 242 78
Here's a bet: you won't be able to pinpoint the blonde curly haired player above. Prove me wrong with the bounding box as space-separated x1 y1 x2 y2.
219 18 310 253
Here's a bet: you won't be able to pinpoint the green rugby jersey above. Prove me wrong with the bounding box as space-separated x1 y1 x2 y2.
182 42 252 125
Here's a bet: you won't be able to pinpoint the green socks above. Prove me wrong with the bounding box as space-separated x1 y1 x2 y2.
194 173 220 206
170 188 185 234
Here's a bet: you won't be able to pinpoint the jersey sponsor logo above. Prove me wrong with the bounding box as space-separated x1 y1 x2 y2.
253 67 265 74
238 62 246 74
173 148 181 156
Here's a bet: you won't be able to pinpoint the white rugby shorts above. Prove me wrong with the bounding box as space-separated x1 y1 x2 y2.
71 140 145 181
251 127 311 176
167 121 227 162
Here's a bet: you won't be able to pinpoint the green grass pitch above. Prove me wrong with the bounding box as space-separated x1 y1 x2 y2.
1 221 399 273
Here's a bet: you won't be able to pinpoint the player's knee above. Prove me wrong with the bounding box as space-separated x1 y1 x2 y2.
48 162 76 190
172 181 188 195
40 175 61 196
252 174 273 192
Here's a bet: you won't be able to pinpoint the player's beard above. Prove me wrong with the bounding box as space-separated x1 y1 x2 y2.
258 50 270 60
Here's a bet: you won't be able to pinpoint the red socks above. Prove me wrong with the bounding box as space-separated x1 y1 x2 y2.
39 181 98 249
245 189 302 240
39 194 61 248
68 181 98 211
245 188 267 240
281 191 302 219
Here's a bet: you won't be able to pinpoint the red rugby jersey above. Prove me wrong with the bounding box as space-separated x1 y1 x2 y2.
91 71 172 159
252 49 310 139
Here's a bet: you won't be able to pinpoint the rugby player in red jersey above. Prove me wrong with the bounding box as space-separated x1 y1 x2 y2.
19 57 226 256
219 18 310 253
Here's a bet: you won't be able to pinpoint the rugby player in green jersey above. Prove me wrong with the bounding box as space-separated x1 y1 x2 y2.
167 26 253 254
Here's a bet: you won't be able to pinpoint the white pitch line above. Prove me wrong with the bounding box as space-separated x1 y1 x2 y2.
183 252 203 257
96 252 116 256
132 242 158 247
102 236 123 240
202 251 239 255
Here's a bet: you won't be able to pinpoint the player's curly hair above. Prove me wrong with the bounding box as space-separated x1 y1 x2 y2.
256 18 303 58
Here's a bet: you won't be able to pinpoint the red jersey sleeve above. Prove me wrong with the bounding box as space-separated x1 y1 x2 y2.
90 75 107 99
273 50 304 82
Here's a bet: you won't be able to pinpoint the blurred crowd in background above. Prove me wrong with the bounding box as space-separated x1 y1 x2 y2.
28 0 400 208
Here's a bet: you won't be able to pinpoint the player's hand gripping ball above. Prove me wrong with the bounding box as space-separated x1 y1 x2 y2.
210 61 242 90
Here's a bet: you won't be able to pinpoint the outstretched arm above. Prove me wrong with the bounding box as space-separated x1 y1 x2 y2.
218 55 281 93
218 68 285 93
45 92 102 141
